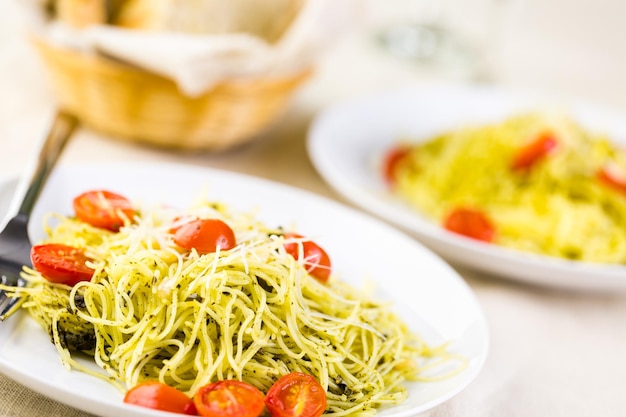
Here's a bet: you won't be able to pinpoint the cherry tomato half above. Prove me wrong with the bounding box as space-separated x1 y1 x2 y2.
382 145 412 185
511 132 558 171
124 381 197 415
597 166 626 196
31 243 95 286
172 219 237 254
194 380 265 417
265 372 327 417
73 190 134 232
283 233 332 282
443 207 495 243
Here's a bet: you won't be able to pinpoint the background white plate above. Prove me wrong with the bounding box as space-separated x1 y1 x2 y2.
0 163 488 417
307 84 626 292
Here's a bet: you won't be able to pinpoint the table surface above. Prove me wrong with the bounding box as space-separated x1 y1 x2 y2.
2 1 626 416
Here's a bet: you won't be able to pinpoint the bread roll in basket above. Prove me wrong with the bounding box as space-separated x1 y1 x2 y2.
35 0 313 151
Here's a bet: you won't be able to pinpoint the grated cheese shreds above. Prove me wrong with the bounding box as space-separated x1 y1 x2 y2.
393 112 626 263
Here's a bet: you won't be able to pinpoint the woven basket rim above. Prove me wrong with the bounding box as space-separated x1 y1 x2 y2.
31 35 312 93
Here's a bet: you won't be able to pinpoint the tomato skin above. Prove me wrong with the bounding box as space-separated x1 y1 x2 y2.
73 190 134 232
168 215 197 234
31 243 95 286
443 207 495 243
265 372 327 417
597 166 626 195
283 233 332 282
194 380 265 417
172 219 237 254
124 381 196 415
511 132 558 171
383 145 412 185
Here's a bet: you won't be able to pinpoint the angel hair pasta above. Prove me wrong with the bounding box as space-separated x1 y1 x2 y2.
4 191 462 417
387 112 626 263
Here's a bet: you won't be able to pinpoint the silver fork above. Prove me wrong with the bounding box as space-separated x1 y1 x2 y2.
0 111 78 320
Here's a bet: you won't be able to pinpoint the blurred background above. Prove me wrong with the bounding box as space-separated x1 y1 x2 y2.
2 0 626 172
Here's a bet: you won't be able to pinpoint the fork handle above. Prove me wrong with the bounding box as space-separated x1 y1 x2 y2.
13 110 79 218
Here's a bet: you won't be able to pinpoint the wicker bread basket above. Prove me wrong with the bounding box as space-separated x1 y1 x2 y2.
32 37 311 151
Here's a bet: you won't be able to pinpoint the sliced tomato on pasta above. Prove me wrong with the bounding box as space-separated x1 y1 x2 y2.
73 190 135 232
194 380 264 417
597 165 626 195
124 381 196 415
443 207 495 242
382 145 412 185
30 243 95 286
265 372 327 417
283 233 332 282
171 218 237 254
511 132 558 171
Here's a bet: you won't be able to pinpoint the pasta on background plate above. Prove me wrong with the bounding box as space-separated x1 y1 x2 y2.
385 113 626 264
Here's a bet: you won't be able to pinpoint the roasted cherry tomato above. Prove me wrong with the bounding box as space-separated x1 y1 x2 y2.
443 207 495 243
31 243 95 286
172 219 236 254
597 166 626 195
382 145 412 185
124 381 197 415
283 233 331 282
265 372 327 417
73 190 134 232
511 132 558 171
193 380 264 417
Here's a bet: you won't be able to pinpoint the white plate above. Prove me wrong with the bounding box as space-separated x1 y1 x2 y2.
307 84 626 292
0 162 488 417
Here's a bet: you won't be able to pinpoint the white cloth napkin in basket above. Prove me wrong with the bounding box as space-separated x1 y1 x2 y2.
35 0 359 96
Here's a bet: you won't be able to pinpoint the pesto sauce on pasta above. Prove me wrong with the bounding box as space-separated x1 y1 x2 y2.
10 198 459 416
393 113 626 263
